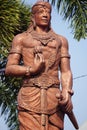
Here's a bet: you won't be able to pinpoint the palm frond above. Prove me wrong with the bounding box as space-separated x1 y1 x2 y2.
0 0 31 129
49 0 87 41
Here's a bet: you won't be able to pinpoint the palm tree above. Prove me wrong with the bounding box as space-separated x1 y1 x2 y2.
0 0 31 56
48 0 87 41
0 0 31 130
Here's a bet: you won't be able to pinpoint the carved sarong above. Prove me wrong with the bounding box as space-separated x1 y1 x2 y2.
17 74 64 130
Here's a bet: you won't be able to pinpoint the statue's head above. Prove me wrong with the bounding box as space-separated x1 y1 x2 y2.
30 1 52 30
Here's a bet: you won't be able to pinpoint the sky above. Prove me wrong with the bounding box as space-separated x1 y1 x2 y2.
0 0 87 130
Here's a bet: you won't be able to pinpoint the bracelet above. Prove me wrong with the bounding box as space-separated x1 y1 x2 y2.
25 66 31 76
68 89 74 96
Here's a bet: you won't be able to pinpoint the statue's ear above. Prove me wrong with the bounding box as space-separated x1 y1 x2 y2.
31 15 36 29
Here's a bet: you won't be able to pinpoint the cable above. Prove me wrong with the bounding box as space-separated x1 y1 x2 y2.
73 74 87 80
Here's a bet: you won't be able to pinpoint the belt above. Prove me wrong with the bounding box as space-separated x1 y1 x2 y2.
22 74 60 90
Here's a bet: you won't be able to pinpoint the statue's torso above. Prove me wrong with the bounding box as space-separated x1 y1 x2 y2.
21 31 61 77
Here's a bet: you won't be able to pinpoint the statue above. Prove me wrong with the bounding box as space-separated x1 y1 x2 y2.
5 1 79 130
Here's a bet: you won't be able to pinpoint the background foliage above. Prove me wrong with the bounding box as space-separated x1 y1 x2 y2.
0 0 31 130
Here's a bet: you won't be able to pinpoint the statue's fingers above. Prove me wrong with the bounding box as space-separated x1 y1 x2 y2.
37 53 44 62
58 98 68 106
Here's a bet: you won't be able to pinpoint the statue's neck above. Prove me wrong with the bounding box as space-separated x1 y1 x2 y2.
35 26 49 34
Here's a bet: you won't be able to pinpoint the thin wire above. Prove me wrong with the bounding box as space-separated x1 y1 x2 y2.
73 74 87 80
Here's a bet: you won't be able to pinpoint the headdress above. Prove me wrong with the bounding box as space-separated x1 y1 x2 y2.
32 1 52 14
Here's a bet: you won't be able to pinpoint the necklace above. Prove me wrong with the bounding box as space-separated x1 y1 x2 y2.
30 29 56 46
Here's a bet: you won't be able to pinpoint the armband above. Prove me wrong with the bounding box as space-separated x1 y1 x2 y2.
61 53 70 59
9 48 21 55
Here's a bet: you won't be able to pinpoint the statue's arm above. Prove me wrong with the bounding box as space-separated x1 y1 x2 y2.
57 36 79 129
5 34 27 77
58 36 73 113
5 34 45 77
60 36 73 92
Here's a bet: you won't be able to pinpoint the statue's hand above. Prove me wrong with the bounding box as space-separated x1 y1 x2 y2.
34 53 45 73
56 89 73 113
31 46 45 74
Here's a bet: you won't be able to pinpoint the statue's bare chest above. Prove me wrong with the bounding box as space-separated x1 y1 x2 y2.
22 32 61 52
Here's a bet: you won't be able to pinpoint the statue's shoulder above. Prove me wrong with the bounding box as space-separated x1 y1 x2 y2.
12 31 32 45
51 29 68 47
13 32 26 43
56 33 69 47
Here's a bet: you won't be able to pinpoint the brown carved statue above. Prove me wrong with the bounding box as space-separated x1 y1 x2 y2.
5 1 79 130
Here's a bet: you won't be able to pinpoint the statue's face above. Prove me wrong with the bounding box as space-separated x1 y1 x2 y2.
34 7 51 27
